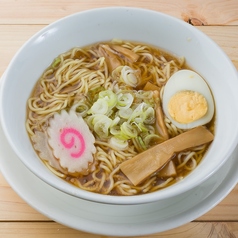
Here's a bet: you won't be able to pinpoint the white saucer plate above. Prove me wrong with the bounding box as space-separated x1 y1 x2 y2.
0 77 237 237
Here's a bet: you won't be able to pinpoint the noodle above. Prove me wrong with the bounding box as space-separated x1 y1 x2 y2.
26 40 212 196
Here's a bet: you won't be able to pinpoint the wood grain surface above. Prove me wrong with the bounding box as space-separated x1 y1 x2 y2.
0 1 238 237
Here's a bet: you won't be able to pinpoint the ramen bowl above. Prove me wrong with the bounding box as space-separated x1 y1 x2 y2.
1 7 238 205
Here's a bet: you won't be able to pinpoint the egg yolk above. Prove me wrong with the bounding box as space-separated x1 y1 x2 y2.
168 90 208 124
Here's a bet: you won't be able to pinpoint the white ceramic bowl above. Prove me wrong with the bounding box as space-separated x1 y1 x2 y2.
1 7 238 205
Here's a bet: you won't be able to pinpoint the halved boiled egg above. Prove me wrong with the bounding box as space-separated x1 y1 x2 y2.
162 69 214 130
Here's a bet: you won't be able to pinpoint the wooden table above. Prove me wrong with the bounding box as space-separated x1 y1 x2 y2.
0 1 238 237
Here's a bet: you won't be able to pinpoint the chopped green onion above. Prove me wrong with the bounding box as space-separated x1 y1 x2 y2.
110 125 121 136
73 103 89 117
128 103 145 122
93 115 112 138
121 66 139 87
118 108 133 119
143 107 155 124
111 116 121 127
116 92 134 109
132 121 148 133
144 134 163 146
83 88 158 146
89 98 109 115
120 121 138 139
51 57 61 68
85 115 96 130
132 136 147 152
99 90 118 108
109 136 128 150
137 136 147 151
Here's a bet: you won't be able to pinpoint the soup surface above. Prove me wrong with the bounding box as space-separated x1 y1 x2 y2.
26 40 215 196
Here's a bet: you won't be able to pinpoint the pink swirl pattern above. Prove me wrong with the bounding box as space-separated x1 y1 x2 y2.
47 110 96 173
60 127 86 159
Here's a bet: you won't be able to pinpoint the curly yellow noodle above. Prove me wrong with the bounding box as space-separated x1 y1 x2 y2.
140 52 154 64
184 158 197 170
138 177 157 193
177 152 197 169
43 161 66 179
116 184 138 196
150 178 174 192
96 153 114 172
101 166 121 194
108 150 119 167
25 120 34 136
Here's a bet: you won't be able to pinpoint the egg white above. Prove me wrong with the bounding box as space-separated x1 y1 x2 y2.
162 69 214 130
